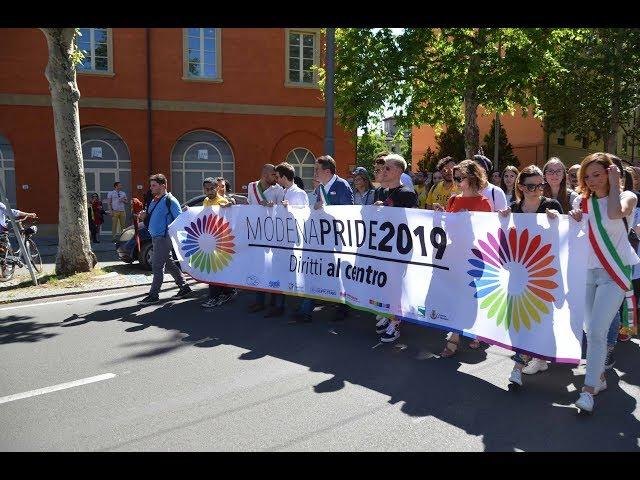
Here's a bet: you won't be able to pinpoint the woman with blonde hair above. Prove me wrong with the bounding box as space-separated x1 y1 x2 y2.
498 165 562 386
542 157 578 215
435 160 492 357
500 165 519 204
569 152 639 413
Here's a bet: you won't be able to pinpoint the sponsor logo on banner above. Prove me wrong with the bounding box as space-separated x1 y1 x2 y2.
268 280 281 288
288 282 305 292
339 291 359 303
246 275 261 286
180 213 236 274
467 227 558 332
312 287 338 297
369 299 390 309
417 306 450 321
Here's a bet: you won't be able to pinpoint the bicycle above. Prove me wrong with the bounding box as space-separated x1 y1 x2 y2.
0 218 43 282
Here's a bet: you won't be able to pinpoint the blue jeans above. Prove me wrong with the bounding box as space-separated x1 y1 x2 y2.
584 268 626 388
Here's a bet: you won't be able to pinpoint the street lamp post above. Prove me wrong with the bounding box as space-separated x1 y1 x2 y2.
324 28 335 157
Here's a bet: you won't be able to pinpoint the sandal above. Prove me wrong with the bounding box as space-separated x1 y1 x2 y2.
469 339 481 349
440 339 460 358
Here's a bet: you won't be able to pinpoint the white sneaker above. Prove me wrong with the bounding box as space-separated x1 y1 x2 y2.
522 358 549 375
375 315 387 327
509 368 523 386
380 324 400 343
575 392 594 412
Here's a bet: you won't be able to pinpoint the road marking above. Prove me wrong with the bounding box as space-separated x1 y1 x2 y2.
0 291 137 312
0 373 117 405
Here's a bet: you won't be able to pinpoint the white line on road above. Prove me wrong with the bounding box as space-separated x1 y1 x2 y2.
0 291 137 312
0 373 117 405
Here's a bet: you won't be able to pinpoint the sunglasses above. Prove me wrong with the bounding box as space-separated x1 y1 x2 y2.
521 183 545 192
453 176 467 183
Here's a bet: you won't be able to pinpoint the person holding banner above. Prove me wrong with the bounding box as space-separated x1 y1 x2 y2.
374 154 419 342
259 162 310 318
247 164 283 207
472 154 508 212
497 165 562 386
247 164 284 314
199 177 237 309
435 159 492 357
569 153 639 413
290 155 354 323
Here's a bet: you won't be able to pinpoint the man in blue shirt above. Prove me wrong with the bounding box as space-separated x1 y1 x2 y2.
138 173 191 305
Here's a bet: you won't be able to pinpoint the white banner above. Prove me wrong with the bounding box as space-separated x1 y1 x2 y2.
169 205 588 363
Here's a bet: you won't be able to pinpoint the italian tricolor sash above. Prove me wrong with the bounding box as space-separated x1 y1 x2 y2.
582 196 638 334
252 181 268 204
319 184 331 205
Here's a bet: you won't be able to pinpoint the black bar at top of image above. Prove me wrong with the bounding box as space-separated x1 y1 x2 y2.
247 244 450 270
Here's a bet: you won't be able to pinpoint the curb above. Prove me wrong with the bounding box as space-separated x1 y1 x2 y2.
1 278 201 306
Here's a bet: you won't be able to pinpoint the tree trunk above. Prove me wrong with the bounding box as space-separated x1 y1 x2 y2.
463 51 482 159
41 28 97 275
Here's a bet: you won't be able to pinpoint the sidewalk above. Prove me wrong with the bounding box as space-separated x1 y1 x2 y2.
38 234 118 256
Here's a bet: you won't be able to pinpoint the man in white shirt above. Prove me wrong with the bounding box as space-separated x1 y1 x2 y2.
473 155 507 212
106 181 128 241
247 164 284 206
247 164 285 315
255 162 310 319
276 162 309 208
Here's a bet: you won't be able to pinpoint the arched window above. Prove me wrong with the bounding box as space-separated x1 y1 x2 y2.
171 130 235 203
285 147 315 191
0 133 16 207
81 126 131 233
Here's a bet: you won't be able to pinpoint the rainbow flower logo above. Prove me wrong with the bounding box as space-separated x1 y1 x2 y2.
467 228 558 332
179 213 236 273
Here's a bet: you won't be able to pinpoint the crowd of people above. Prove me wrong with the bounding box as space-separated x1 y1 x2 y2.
131 150 640 414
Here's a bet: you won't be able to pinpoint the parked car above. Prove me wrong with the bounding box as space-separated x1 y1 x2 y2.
115 193 246 270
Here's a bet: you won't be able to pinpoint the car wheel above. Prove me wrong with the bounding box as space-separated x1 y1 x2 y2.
139 242 153 270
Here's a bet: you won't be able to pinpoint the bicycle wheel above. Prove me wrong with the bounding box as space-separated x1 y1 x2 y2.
0 246 16 282
26 239 43 274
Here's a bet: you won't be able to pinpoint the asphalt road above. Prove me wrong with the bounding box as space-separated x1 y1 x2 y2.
1 284 640 451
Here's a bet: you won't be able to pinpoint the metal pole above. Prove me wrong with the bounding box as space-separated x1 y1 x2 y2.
324 28 335 157
0 178 37 285
494 112 500 170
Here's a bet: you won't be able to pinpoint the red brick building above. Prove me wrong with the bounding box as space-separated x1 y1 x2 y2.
0 28 355 235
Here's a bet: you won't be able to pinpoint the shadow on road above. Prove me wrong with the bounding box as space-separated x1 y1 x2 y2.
46 288 640 451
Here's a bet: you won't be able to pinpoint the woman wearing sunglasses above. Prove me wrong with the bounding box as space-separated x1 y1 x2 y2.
435 159 492 357
497 165 562 386
542 157 579 215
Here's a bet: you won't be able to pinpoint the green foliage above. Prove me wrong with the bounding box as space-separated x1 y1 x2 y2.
417 146 438 173
435 125 466 161
70 28 85 67
536 28 640 152
356 129 388 175
328 28 555 157
482 118 519 168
